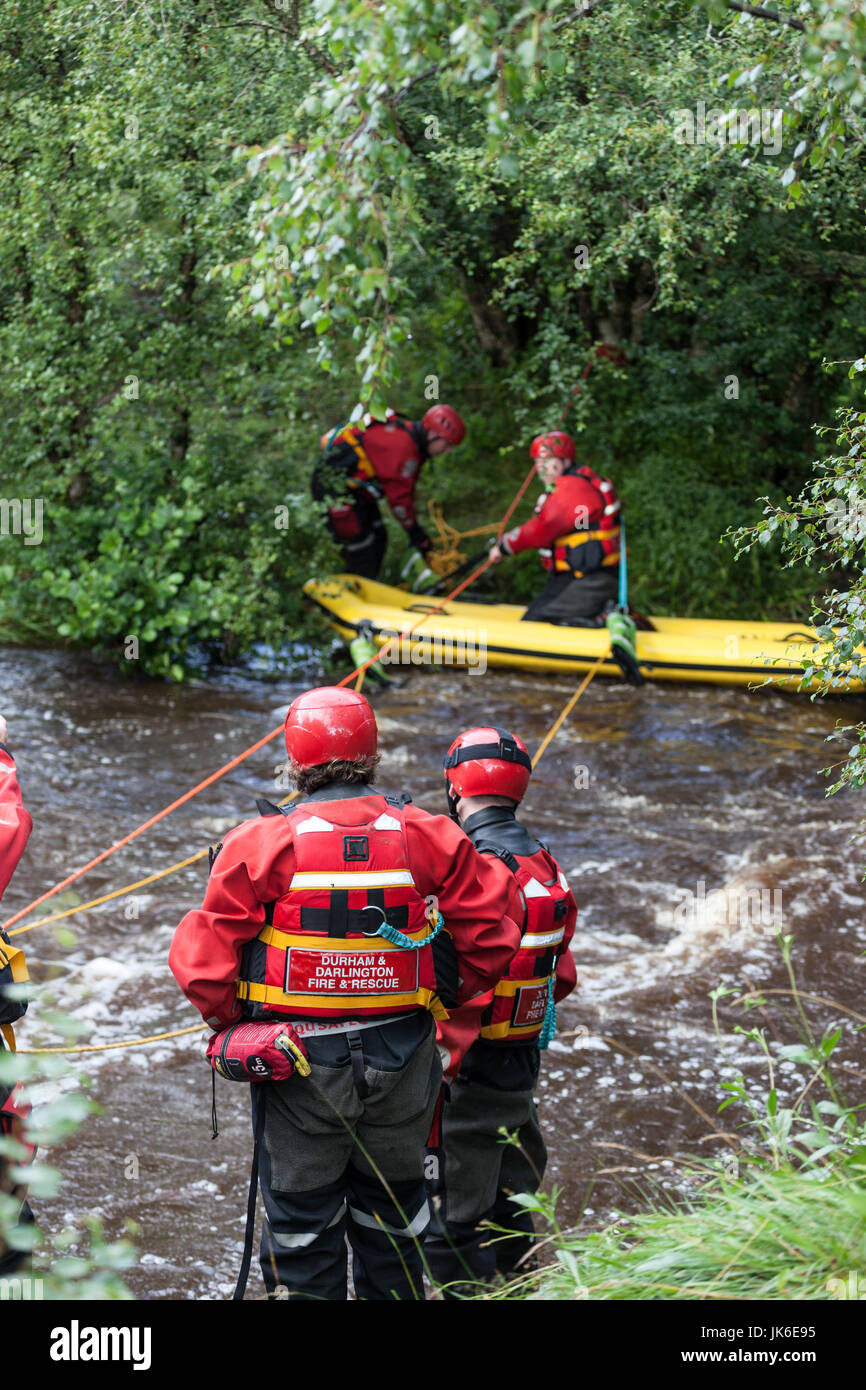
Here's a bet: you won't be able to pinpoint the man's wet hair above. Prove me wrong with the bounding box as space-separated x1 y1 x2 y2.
291 754 381 796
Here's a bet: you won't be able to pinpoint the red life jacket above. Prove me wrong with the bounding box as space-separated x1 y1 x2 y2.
320 409 418 486
543 464 621 575
235 795 448 1022
477 846 572 1042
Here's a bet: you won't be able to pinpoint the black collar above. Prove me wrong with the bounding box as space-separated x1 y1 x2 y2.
461 804 543 857
462 805 518 835
298 781 380 805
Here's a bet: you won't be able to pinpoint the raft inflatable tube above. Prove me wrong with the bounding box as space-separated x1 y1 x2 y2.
303 575 865 694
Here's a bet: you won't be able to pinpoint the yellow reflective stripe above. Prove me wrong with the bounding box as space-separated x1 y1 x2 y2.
289 870 416 889
479 1018 543 1040
1 942 30 983
479 1019 514 1040
492 975 549 998
236 979 448 1020
0 1023 17 1051
256 923 433 951
480 1017 542 1039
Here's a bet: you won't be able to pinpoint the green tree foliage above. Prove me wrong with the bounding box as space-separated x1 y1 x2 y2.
726 1 866 794
0 0 334 676
1 0 864 672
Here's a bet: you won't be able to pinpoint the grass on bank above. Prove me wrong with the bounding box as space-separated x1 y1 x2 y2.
449 938 866 1301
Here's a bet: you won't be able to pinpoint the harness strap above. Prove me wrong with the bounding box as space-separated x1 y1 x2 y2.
297 904 410 934
347 1031 369 1099
329 889 349 939
474 843 520 874
233 1087 266 1301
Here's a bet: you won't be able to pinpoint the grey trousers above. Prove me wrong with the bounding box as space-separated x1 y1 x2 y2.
256 1017 442 1300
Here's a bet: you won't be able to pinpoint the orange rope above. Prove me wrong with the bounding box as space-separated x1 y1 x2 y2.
1 473 531 936
531 655 607 768
497 464 537 540
0 726 285 933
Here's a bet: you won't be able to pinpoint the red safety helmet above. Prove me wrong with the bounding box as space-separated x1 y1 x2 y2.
443 726 532 818
285 686 378 768
529 430 575 462
422 404 466 447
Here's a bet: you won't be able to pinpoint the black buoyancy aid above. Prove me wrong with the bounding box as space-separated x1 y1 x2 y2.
236 794 447 1022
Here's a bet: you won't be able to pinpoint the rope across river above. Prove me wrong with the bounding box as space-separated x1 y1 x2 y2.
8 456 612 1055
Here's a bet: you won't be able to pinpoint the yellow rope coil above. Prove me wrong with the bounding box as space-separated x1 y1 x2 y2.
427 500 498 575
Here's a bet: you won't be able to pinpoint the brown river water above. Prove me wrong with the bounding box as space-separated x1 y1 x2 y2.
3 647 865 1299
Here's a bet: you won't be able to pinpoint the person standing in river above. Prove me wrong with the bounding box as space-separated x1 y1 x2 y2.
169 686 522 1301
0 713 36 1276
312 403 466 584
425 725 577 1295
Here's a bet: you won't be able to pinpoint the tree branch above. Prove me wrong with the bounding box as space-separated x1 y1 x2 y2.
553 0 608 33
726 1 806 32
392 65 439 106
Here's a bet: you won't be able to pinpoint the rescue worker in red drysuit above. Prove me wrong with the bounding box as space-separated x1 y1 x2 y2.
312 404 466 580
0 714 36 1276
488 430 621 626
169 687 522 1301
424 726 577 1294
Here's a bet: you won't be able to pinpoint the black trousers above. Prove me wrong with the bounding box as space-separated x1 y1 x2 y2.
425 1041 546 1295
522 568 618 626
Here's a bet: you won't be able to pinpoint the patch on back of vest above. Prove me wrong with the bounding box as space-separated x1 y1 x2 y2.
343 835 369 861
285 948 420 996
373 812 400 831
523 876 551 899
295 816 335 834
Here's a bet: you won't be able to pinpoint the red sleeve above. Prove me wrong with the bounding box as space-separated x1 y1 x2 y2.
503 478 600 555
168 817 297 1028
363 424 423 529
0 747 33 901
404 808 522 1004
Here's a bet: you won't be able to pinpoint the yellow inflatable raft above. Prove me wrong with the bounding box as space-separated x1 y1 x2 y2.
304 574 863 693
